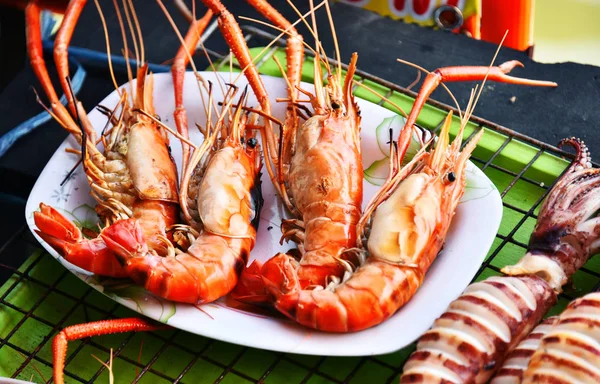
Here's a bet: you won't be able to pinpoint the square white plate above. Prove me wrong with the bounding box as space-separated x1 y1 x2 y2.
25 72 502 356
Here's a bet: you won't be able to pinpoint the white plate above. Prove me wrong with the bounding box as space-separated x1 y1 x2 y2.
25 72 502 356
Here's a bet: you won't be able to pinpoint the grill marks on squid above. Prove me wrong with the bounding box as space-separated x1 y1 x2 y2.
519 293 600 383
491 317 558 384
401 276 555 383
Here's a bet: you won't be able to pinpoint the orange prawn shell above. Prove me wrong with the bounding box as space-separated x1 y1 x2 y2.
284 109 363 287
273 114 482 333
275 164 466 333
288 113 362 214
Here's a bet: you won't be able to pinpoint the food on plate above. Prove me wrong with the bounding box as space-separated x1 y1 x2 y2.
28 1 179 278
102 85 264 304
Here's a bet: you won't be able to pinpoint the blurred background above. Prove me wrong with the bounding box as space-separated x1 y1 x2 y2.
533 0 600 66
338 0 600 66
2 0 600 91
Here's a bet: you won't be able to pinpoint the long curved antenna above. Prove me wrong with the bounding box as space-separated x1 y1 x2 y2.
121 0 140 72
173 0 195 23
94 0 120 93
395 38 557 165
111 0 133 92
238 15 321 59
324 0 342 85
127 0 145 64
352 80 408 118
286 0 329 75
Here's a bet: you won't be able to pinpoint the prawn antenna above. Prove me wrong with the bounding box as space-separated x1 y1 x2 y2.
94 0 120 94
63 76 88 184
352 80 408 118
323 0 342 85
232 0 329 85
121 0 140 72
396 58 463 122
111 0 133 93
454 30 509 151
155 0 217 119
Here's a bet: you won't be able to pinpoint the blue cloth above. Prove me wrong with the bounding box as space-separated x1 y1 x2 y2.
0 11 86 158
0 11 171 159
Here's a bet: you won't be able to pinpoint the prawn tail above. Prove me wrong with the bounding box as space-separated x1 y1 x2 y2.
230 260 272 305
100 218 149 266
231 253 300 306
101 219 200 304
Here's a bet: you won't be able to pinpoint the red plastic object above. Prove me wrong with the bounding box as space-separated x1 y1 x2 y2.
480 0 535 52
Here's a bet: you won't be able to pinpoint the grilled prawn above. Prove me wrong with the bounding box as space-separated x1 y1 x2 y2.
101 86 263 304
28 1 179 278
269 111 481 332
401 137 600 383
230 0 365 306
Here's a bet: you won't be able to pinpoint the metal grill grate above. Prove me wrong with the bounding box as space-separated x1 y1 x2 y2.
1 24 598 384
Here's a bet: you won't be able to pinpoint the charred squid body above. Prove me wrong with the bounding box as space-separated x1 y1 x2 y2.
401 276 555 383
491 316 558 384
502 138 600 291
520 292 600 383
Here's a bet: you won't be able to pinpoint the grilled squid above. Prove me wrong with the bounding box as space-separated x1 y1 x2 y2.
490 317 558 384
401 137 600 383
502 138 600 292
520 292 600 383
401 276 555 383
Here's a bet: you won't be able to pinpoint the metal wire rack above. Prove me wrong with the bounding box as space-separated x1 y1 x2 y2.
1 23 599 384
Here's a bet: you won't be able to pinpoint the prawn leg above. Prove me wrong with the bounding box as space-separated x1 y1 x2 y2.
397 61 557 159
172 9 214 175
53 318 163 384
54 0 88 119
25 2 89 141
